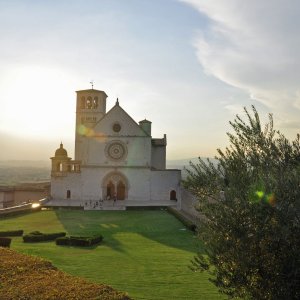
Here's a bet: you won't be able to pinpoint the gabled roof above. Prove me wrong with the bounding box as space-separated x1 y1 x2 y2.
93 102 151 137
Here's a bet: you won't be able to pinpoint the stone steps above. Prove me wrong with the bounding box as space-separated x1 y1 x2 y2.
85 206 126 211
45 199 178 210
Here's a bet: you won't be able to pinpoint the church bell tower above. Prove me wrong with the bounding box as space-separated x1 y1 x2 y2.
75 89 108 161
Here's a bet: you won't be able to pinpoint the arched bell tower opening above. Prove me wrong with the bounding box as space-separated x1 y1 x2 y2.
102 172 129 201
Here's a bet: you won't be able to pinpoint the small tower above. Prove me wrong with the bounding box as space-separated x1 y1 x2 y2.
139 119 152 136
75 89 108 161
50 143 71 176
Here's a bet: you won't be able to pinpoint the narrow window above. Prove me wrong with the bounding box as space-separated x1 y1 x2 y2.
170 190 177 200
67 190 71 199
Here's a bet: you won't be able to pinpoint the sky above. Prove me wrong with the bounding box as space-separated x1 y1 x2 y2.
0 0 299 161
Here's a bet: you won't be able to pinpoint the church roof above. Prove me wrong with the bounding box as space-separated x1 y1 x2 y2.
139 119 152 124
76 89 108 96
93 101 151 137
54 143 68 157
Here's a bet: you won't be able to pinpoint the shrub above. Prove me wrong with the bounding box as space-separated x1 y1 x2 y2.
167 207 197 231
56 236 70 246
0 247 130 299
23 232 66 243
0 230 23 237
29 231 43 235
0 237 12 248
56 235 103 247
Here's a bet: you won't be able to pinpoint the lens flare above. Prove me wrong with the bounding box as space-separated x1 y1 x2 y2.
77 125 106 142
255 191 264 198
267 193 276 206
77 124 94 136
254 190 276 206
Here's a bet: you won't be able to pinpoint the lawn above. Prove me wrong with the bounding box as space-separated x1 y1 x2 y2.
0 209 223 300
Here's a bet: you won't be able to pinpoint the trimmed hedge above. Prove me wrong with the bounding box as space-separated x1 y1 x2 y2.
23 231 66 243
0 230 23 237
56 235 103 247
0 237 11 248
167 207 197 231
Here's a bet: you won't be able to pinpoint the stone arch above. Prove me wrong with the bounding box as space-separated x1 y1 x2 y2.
93 96 98 109
102 171 129 200
86 96 92 109
56 162 63 172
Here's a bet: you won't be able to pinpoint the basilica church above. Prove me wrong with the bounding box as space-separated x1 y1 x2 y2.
49 88 181 209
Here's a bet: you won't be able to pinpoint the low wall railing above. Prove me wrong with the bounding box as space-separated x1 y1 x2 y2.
0 198 49 216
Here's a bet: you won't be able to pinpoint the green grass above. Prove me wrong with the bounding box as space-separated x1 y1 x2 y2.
0 209 223 300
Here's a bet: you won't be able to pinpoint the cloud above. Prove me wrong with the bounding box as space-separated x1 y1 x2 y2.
181 0 300 131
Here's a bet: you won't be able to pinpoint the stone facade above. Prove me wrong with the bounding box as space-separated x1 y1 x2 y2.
50 89 181 209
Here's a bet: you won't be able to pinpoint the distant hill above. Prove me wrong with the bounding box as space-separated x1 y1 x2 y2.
167 157 219 179
0 131 73 161
0 160 50 168
166 157 218 170
0 161 50 186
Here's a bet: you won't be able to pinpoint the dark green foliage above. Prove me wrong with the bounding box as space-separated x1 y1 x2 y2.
167 207 197 231
29 231 43 235
0 237 11 247
56 235 103 247
184 106 300 300
23 231 66 243
0 230 23 237
55 236 70 246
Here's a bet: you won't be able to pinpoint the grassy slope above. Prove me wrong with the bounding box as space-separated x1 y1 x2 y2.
0 210 223 300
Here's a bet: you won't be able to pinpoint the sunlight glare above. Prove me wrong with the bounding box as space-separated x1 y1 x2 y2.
0 65 76 139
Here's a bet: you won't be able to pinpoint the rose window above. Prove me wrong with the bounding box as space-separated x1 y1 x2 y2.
105 141 127 161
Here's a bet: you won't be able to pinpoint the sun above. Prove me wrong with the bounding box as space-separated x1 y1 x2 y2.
0 65 76 140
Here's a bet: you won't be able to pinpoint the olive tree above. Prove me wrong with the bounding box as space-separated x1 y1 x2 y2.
184 106 300 299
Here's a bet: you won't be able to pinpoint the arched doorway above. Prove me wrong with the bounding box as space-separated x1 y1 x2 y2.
102 172 129 200
170 190 177 200
117 181 125 200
